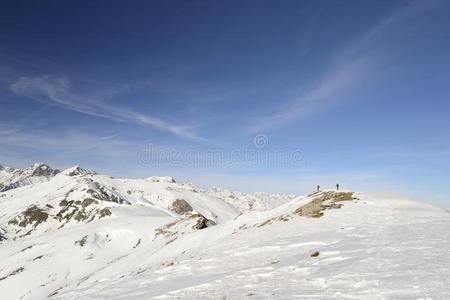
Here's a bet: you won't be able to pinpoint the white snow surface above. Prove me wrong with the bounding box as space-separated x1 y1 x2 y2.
0 164 449 299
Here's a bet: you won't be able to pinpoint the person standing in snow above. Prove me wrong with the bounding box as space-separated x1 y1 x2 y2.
317 185 320 192
336 183 340 191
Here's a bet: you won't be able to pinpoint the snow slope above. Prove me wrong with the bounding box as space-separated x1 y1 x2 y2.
0 164 449 299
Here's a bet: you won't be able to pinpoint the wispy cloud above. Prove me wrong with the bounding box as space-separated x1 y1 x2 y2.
0 128 131 157
0 125 18 135
339 0 443 61
250 0 442 132
251 57 367 131
10 75 200 140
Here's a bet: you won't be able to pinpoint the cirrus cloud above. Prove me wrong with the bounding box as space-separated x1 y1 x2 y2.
10 75 200 140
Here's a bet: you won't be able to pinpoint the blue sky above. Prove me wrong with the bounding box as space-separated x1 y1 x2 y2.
1 1 449 205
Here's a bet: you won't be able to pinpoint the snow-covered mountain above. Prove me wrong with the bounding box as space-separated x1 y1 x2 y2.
0 163 60 192
0 164 449 299
207 187 296 213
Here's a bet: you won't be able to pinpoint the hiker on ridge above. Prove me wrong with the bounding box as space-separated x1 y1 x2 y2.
336 183 340 191
317 185 320 192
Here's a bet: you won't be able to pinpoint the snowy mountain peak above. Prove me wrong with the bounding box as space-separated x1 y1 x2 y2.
29 163 59 177
0 163 60 192
32 163 47 169
60 165 96 177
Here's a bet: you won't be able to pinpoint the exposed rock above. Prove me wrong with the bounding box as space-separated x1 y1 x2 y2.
154 213 216 241
295 192 355 218
56 197 112 224
317 191 354 202
99 208 112 218
7 218 18 226
133 239 141 248
0 228 6 242
81 198 98 208
23 206 49 227
165 237 177 245
154 220 179 239
31 163 60 177
74 210 88 222
48 287 63 297
20 245 33 252
192 214 216 230
59 199 69 207
8 205 49 228
75 235 88 247
295 199 325 218
0 267 24 281
170 199 193 215
0 181 26 192
84 180 129 204
256 214 292 227
310 251 320 257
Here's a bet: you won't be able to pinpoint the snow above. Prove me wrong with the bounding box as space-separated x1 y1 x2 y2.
0 164 449 299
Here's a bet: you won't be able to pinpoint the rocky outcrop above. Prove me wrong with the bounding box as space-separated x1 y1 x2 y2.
74 235 88 247
56 199 106 224
81 179 130 205
0 228 6 242
0 267 24 281
295 198 326 218
170 199 193 215
310 251 320 257
31 163 60 177
7 192 114 236
295 191 356 218
0 182 22 192
8 205 49 228
154 213 216 241
253 192 357 228
192 214 216 230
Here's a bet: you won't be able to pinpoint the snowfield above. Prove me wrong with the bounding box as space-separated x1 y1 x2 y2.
0 164 449 299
